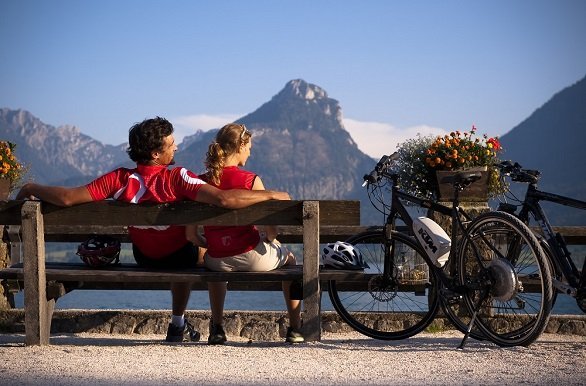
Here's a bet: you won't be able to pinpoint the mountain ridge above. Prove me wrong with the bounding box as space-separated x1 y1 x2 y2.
2 76 585 225
499 74 586 224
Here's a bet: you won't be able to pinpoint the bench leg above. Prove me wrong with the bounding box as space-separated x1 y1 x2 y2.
302 201 321 341
22 201 50 345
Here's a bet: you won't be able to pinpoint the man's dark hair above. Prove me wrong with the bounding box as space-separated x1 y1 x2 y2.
127 117 174 164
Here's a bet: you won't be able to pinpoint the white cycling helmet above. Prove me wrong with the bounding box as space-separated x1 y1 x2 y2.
321 241 369 270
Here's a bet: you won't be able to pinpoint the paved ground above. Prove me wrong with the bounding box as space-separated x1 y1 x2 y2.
1 331 585 385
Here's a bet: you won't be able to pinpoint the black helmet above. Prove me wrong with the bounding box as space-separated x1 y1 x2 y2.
77 236 121 267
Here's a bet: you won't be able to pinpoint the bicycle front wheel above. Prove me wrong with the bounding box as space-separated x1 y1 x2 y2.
328 230 440 340
457 211 553 347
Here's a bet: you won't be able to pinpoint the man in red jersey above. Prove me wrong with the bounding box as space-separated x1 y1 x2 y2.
16 116 290 342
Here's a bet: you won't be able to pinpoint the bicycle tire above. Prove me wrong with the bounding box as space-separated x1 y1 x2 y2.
456 211 553 347
328 230 440 340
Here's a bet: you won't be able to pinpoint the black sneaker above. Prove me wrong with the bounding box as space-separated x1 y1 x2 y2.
285 326 304 344
208 322 227 345
165 319 201 343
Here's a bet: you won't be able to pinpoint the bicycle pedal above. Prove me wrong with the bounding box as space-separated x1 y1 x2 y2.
440 288 463 304
446 295 463 305
184 321 201 342
189 330 201 342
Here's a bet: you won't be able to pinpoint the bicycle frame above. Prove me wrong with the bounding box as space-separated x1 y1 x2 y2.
381 172 476 289
517 183 586 295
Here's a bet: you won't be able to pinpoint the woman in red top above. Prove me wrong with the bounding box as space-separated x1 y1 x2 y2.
188 123 303 344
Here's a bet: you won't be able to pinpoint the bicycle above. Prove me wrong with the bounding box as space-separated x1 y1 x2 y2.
496 160 586 313
418 159 586 342
327 154 553 347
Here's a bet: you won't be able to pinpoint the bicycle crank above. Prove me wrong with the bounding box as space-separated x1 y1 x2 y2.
576 289 586 313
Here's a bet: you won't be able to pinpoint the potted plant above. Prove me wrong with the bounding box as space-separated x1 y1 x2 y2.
391 126 506 201
0 140 25 200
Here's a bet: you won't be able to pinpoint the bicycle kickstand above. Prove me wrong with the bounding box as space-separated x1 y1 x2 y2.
457 310 478 350
457 291 487 350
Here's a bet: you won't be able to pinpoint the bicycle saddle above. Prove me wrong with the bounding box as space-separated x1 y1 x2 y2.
438 171 482 187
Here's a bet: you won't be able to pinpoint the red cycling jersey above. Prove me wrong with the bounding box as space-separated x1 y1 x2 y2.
85 164 206 259
202 166 260 258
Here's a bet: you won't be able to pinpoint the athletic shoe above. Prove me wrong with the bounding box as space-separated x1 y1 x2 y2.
165 319 201 343
208 322 227 345
285 326 305 343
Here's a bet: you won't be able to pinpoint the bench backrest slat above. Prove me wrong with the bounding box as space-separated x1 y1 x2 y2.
37 200 359 226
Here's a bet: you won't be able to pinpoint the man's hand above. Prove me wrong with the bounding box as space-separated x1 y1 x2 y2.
268 191 291 200
15 183 37 200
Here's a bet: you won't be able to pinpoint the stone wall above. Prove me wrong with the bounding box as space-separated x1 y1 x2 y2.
1 309 584 341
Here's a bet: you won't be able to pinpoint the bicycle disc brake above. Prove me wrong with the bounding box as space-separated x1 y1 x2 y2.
368 275 398 302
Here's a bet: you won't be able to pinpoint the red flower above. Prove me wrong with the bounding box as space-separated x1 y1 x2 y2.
487 137 501 151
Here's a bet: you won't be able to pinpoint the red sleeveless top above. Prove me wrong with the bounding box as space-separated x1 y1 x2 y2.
202 166 261 258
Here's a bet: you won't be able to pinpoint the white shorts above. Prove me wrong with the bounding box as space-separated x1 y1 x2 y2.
204 239 291 272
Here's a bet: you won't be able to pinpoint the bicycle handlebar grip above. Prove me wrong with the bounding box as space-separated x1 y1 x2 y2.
363 153 399 186
363 171 379 185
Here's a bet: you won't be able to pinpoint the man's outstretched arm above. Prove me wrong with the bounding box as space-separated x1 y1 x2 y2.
195 184 290 209
16 183 93 207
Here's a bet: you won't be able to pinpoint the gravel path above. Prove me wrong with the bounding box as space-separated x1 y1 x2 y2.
1 331 585 385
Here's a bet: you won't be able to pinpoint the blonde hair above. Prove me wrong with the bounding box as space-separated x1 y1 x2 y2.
205 123 252 185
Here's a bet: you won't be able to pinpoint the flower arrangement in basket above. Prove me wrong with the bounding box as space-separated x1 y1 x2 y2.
0 140 26 198
391 126 507 201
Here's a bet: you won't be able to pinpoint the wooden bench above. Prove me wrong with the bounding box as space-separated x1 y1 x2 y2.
0 199 360 345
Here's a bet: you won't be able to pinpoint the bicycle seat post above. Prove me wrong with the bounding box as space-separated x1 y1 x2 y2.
448 179 463 245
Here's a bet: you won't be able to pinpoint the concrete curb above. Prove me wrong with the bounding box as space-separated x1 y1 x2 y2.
1 309 585 341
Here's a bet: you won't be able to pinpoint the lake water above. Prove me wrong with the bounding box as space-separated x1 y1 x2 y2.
13 289 583 315
16 239 585 315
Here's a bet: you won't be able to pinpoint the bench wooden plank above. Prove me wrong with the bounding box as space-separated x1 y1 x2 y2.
1 263 303 282
7 223 586 244
39 200 359 226
0 264 372 292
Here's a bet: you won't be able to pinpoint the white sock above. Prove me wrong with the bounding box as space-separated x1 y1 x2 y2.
171 314 185 327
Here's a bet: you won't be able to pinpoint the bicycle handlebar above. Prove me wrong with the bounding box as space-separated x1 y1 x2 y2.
496 160 540 184
362 152 399 186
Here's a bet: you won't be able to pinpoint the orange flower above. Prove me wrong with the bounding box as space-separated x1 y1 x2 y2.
422 126 502 171
0 140 25 189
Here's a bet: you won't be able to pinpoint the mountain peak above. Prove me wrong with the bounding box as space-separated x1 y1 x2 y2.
239 79 343 130
283 79 328 101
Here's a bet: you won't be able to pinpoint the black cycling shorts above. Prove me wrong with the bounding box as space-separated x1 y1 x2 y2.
132 242 199 269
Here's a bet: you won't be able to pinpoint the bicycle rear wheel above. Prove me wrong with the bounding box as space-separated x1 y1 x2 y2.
440 224 559 342
328 230 440 340
457 211 553 347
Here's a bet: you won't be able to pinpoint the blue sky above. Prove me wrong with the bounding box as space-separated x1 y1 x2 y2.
1 0 585 158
